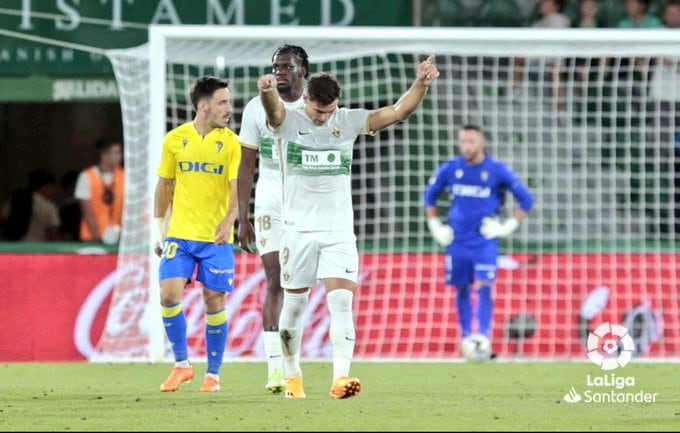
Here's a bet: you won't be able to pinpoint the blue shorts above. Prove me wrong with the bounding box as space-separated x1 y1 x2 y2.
445 241 498 289
159 237 235 293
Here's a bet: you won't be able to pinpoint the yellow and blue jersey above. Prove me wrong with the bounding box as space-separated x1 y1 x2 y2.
158 122 241 243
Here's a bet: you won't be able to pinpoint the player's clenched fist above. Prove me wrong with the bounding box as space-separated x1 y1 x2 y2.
258 74 277 93
418 54 440 87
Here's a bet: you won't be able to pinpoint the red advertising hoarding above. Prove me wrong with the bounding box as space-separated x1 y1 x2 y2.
0 254 116 361
1 253 676 362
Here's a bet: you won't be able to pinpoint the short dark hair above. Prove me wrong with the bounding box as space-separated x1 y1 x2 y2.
461 124 482 133
96 138 121 159
272 45 310 79
306 73 341 105
190 76 229 110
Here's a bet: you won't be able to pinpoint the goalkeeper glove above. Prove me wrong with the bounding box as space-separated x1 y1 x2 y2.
152 217 165 256
480 217 519 240
427 218 454 247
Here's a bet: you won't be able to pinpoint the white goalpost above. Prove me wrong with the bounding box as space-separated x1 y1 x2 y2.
95 25 680 362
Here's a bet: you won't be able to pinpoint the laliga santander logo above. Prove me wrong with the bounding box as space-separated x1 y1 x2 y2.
586 322 635 370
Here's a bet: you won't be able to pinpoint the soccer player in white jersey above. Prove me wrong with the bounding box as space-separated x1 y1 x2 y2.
257 56 440 399
238 45 309 394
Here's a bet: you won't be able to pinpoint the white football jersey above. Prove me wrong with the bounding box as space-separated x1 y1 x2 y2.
239 95 304 216
273 105 371 232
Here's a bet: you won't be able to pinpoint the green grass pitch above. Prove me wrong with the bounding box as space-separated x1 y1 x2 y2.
1 362 678 431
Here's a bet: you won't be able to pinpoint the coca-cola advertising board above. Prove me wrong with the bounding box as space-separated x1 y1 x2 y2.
0 253 675 361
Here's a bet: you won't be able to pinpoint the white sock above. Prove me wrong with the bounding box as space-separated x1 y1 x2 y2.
205 373 219 381
326 289 355 381
278 290 309 379
175 360 190 369
263 331 284 377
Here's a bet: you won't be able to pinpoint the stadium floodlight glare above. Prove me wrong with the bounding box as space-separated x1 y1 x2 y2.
96 25 679 362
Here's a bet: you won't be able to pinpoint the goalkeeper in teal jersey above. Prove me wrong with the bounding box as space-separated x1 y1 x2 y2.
423 124 534 356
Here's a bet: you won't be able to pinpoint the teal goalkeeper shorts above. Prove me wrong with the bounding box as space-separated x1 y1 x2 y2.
159 237 235 293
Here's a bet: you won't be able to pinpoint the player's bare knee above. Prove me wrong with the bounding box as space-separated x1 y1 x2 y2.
202 290 226 312
159 287 183 305
160 293 181 306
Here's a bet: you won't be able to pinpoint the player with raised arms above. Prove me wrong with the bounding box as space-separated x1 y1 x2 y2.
258 55 439 399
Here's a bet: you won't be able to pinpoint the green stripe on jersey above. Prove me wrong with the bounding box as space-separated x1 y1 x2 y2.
285 141 352 175
259 138 279 169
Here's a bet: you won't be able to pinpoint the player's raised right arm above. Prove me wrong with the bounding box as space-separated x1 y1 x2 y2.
367 54 439 134
258 74 286 129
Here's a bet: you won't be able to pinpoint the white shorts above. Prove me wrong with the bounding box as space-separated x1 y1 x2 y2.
254 211 281 257
279 230 358 289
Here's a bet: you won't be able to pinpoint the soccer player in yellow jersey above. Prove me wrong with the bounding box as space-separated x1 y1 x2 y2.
152 76 241 393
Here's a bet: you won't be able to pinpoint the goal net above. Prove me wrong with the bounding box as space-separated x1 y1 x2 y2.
95 26 680 362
